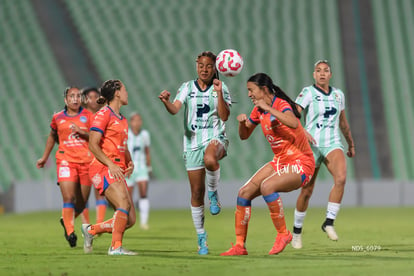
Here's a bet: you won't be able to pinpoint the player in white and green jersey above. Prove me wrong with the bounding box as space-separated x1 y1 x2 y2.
159 51 231 255
174 77 231 153
291 60 355 248
296 85 345 148
126 113 151 230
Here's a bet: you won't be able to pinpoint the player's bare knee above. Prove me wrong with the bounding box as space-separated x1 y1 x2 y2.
203 155 218 170
334 174 347 188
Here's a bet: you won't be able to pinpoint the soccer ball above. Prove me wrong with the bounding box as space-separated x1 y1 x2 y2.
216 49 244 77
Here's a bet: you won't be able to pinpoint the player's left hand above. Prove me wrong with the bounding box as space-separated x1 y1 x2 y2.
347 146 355 158
253 99 270 112
124 161 134 178
213 79 222 93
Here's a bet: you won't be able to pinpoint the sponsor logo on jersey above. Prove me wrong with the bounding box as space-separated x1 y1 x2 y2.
196 104 210 117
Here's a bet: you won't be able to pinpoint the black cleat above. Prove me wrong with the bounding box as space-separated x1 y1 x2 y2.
67 232 78 248
60 217 77 247
60 217 68 239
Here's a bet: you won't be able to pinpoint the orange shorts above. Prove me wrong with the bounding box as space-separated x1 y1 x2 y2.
56 160 91 186
270 156 315 187
89 160 127 195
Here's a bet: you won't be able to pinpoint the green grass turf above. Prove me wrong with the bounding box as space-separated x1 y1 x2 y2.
0 207 413 275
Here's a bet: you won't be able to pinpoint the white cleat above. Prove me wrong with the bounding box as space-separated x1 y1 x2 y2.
140 224 149 230
322 225 338 241
291 233 303 249
108 246 138 256
81 224 94 253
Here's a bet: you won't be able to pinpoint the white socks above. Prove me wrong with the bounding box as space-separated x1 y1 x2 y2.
206 168 220 193
139 198 150 226
191 205 205 234
294 209 307 229
326 202 341 220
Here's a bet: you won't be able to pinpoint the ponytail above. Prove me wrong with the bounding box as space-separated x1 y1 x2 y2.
272 84 301 119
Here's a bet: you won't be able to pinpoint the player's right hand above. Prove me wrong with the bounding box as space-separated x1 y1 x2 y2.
158 90 171 102
36 158 46 168
237 114 248 122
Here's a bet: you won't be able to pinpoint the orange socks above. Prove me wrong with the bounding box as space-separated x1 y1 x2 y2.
111 209 129 249
96 200 107 223
81 207 90 224
62 202 75 235
264 193 288 235
88 218 114 235
235 197 251 247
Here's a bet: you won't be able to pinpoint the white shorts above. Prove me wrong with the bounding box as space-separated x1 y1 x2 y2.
126 166 149 187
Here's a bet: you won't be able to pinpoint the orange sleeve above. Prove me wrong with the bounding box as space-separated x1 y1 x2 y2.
90 108 109 135
248 107 260 125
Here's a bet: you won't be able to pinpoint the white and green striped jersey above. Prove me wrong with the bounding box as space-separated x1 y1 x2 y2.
296 85 345 147
127 129 150 169
174 80 231 151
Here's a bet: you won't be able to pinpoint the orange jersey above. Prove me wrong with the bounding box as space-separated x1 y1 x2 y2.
90 106 129 167
249 96 314 163
50 107 93 163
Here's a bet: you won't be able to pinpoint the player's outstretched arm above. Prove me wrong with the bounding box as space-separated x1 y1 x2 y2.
237 114 256 140
158 90 182 115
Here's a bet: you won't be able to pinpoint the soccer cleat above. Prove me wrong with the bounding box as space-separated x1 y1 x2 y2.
108 246 138 256
291 233 302 249
322 223 338 241
269 231 293 255
60 217 77 247
197 232 209 255
220 243 248 256
208 191 221 215
81 224 94 253
60 217 68 240
67 232 77 248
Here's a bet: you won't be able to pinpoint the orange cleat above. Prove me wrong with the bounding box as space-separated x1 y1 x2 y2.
269 231 293 255
220 243 248 256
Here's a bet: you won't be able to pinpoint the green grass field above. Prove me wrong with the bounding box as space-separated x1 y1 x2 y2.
1 207 413 276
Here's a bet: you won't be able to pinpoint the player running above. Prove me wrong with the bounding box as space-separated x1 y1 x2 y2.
221 73 314 256
81 80 137 256
158 51 232 255
37 87 93 248
291 60 355 248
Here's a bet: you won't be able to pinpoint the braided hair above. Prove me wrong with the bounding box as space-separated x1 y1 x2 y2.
98 80 122 104
247 73 301 119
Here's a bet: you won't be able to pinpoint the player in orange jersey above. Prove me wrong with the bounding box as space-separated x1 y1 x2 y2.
221 73 315 256
81 87 107 224
37 86 93 248
81 80 137 256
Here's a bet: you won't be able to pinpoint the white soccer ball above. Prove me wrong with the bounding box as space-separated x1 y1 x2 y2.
216 49 244 77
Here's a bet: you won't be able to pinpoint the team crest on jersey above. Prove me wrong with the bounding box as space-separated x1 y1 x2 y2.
92 173 102 188
212 90 218 97
334 93 341 103
80 116 87 123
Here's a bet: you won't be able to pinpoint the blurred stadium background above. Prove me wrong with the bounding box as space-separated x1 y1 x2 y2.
0 0 413 213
